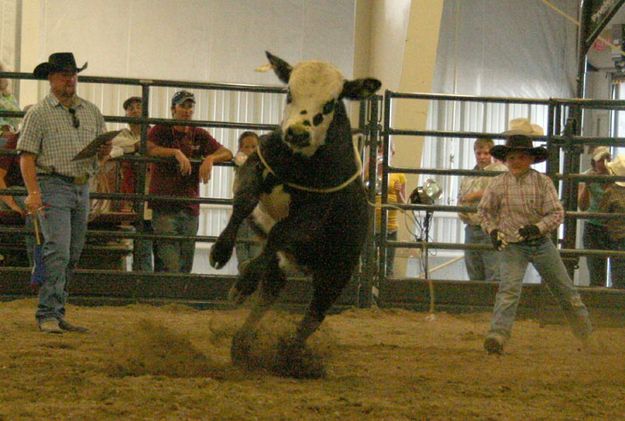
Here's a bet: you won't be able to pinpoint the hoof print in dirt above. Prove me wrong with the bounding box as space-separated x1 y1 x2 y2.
271 336 326 379
230 329 257 369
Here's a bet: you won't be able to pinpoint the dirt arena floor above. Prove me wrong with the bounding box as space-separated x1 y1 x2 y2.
0 299 623 420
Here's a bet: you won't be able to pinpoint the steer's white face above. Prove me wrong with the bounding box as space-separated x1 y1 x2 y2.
281 61 344 157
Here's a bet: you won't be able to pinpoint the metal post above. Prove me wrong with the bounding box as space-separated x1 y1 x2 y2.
377 91 392 305
130 84 151 275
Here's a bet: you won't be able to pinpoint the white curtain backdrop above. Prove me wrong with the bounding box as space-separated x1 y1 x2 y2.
421 0 579 264
0 0 18 71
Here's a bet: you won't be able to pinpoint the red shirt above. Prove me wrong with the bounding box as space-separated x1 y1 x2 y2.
0 133 24 187
147 125 222 216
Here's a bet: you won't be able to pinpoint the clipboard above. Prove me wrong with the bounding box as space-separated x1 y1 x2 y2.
72 130 122 161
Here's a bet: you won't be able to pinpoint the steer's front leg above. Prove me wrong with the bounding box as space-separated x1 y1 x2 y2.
210 154 263 269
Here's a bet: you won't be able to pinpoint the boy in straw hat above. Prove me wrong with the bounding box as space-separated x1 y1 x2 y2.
599 153 625 289
478 118 592 354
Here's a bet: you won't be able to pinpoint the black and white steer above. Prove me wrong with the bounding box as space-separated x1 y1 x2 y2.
210 52 381 350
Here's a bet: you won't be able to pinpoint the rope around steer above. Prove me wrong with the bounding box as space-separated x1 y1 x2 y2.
255 141 438 319
255 142 362 194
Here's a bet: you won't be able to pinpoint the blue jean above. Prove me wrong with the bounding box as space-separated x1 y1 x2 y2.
464 224 500 282
132 220 156 272
152 208 199 273
488 237 591 341
582 222 610 287
609 238 625 289
36 176 89 322
235 219 262 273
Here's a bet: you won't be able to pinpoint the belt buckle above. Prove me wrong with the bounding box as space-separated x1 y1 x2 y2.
74 175 89 185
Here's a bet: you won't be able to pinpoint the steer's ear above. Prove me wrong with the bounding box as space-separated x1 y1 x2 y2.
266 51 293 84
341 78 382 100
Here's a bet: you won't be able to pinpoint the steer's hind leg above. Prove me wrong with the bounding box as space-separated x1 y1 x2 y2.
294 269 352 344
210 158 262 269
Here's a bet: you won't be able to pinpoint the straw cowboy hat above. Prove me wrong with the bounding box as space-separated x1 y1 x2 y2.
33 52 87 79
607 154 625 187
502 118 544 137
591 146 611 162
490 118 548 163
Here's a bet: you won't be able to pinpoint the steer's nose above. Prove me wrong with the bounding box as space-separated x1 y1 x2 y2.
285 124 310 147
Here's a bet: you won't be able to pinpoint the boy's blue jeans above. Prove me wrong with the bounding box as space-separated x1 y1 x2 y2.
36 176 90 322
488 237 591 341
152 208 199 273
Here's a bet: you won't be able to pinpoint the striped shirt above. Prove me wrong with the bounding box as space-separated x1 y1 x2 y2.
17 93 106 177
478 169 563 243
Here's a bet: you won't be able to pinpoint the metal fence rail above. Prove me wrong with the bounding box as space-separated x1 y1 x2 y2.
1 73 625 319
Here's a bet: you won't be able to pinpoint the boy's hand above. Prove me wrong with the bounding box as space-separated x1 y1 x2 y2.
490 229 508 251
518 225 540 240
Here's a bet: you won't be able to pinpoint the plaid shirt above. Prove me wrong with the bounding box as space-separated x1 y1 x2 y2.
478 169 563 243
599 184 625 241
17 93 106 177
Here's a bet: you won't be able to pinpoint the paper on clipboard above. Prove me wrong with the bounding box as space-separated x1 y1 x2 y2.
72 130 122 161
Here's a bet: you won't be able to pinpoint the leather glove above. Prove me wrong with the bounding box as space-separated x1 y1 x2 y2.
490 229 508 251
518 224 540 241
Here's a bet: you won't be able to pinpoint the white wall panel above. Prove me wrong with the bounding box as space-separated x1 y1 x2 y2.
34 0 355 83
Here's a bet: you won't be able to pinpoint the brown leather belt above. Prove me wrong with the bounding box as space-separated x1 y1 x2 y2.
39 173 89 185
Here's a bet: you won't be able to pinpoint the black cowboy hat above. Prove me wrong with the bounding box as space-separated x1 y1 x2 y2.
490 135 548 163
33 52 88 79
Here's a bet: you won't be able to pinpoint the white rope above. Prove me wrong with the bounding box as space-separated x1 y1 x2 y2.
256 141 362 194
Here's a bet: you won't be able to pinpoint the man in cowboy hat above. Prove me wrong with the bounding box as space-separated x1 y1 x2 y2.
478 118 592 354
599 153 625 289
17 52 111 334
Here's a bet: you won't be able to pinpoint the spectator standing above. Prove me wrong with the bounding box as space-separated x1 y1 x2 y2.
599 154 625 289
18 52 110 334
0 106 35 264
368 142 406 276
0 131 26 215
111 96 159 272
478 120 592 354
0 61 21 142
578 146 612 287
233 131 262 273
458 138 504 282
147 90 232 273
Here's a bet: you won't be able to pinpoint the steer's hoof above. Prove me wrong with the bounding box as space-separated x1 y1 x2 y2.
209 240 233 269
272 335 326 379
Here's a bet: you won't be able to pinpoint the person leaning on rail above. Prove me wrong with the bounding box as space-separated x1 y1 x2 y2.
17 52 112 334
147 90 232 273
478 118 593 355
109 96 162 272
457 137 505 282
599 154 625 289
578 146 612 287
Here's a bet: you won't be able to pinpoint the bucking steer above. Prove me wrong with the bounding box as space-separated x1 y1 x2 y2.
210 52 381 374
